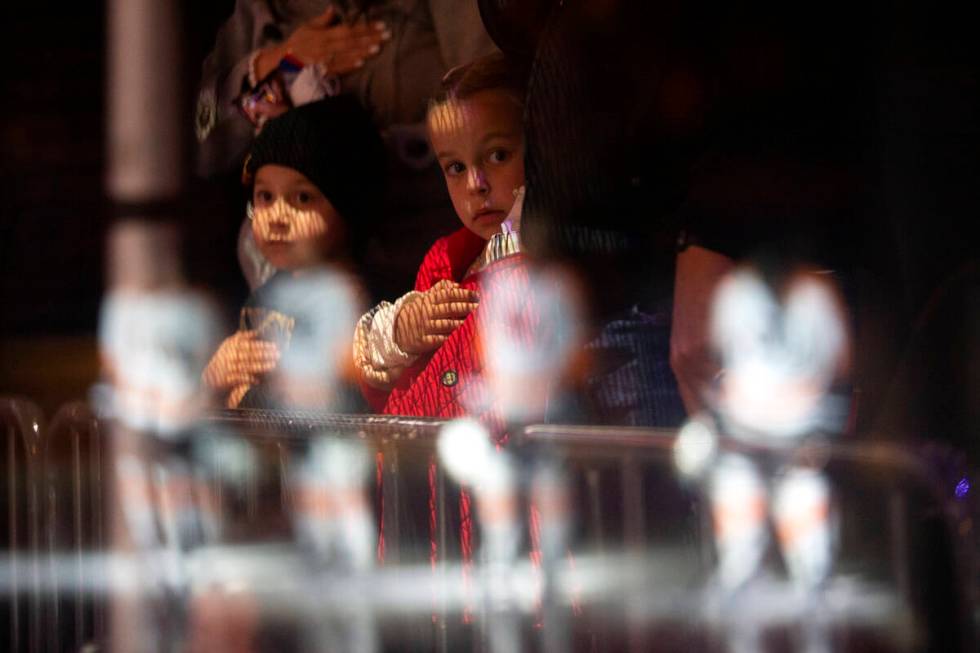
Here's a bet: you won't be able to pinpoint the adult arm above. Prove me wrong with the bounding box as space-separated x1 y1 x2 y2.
195 0 278 177
195 1 388 177
670 244 735 415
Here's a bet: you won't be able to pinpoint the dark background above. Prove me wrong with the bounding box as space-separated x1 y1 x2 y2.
0 1 241 411
0 1 977 447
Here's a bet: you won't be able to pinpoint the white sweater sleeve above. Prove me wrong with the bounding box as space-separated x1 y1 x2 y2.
353 291 422 389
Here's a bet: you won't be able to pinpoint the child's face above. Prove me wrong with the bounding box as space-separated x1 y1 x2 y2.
252 164 344 270
428 90 525 240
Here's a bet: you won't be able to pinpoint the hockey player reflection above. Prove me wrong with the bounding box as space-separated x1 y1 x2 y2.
98 222 220 435
97 221 226 652
673 267 850 653
476 265 583 423
292 436 378 653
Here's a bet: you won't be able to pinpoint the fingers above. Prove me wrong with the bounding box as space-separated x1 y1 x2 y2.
320 19 389 41
221 370 261 388
321 30 390 48
228 384 252 409
429 301 479 320
231 340 280 373
288 17 388 66
325 51 368 75
204 332 280 390
316 33 389 68
422 281 478 321
307 6 337 28
419 334 449 349
430 286 479 305
427 280 479 304
427 318 466 334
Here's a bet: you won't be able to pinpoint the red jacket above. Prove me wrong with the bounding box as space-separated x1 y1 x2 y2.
370 228 528 426
368 229 532 574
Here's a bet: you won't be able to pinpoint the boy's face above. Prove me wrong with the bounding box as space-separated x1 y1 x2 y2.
252 164 344 270
428 90 525 240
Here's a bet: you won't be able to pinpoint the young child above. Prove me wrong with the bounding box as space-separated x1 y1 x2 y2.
353 52 528 421
204 96 385 409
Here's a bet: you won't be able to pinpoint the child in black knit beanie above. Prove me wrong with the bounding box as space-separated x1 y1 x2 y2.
204 96 386 409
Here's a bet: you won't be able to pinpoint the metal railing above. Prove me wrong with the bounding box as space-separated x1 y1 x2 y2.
2 399 977 652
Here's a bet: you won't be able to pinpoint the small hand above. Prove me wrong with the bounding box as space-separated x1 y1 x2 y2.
202 330 280 407
393 280 479 355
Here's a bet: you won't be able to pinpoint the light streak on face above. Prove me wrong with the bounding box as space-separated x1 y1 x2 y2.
251 164 344 269
428 91 525 240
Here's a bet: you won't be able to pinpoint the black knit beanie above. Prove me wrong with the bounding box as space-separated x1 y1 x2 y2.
244 96 386 253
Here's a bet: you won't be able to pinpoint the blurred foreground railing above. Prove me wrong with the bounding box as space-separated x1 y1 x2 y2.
2 398 45 653
2 399 977 652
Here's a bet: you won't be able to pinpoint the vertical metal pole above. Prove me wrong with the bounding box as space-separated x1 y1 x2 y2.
73 429 85 648
585 468 603 553
381 443 401 564
278 442 292 513
45 467 60 653
246 443 258 525
90 419 106 643
7 429 20 653
621 457 647 653
888 491 910 601
437 458 448 653
106 0 181 204
621 458 645 548
105 1 182 650
26 415 43 653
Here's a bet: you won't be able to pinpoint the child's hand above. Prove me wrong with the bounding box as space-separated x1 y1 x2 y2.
202 330 280 408
393 280 479 354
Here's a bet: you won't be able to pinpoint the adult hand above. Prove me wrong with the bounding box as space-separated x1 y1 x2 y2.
394 280 479 355
255 7 391 80
202 330 280 407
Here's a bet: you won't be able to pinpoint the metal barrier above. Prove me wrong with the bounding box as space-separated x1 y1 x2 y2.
205 409 450 565
2 401 977 652
1 398 45 653
43 401 106 653
522 424 979 652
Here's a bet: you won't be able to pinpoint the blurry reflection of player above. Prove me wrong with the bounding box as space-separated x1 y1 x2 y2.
97 222 228 652
202 97 384 410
